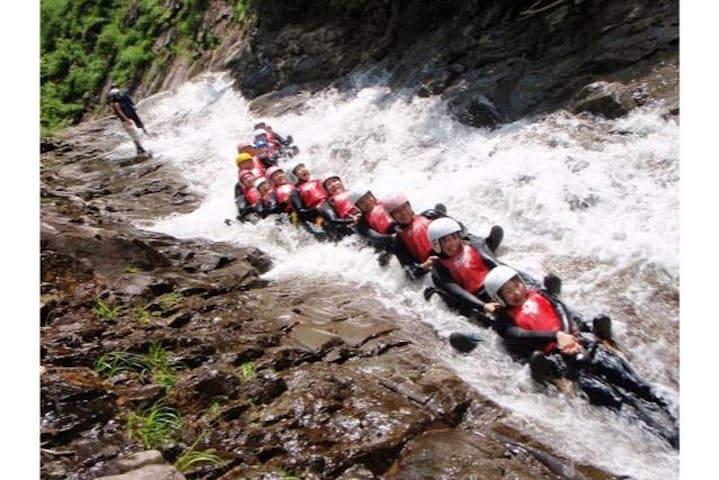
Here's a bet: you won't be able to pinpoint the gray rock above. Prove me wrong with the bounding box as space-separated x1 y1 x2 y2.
571 81 637 119
112 450 165 473
96 463 186 480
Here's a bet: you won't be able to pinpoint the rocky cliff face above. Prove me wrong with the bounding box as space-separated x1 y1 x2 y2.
103 0 677 130
40 127 624 479
227 0 678 127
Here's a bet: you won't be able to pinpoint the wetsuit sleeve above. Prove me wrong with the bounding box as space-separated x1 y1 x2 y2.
234 184 250 218
431 264 487 311
356 217 394 248
318 201 354 225
289 189 316 221
390 236 426 279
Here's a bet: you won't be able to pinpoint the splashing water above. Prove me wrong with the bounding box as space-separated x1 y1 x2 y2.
116 71 679 479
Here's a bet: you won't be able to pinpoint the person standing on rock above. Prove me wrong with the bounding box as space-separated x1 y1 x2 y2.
108 84 149 156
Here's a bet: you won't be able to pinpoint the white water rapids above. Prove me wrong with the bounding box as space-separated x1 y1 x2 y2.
111 71 679 479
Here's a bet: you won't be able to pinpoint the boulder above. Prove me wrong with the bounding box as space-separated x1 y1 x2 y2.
96 464 186 480
450 93 506 129
570 81 637 119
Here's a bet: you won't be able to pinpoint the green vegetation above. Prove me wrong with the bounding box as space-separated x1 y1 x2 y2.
142 342 177 390
94 342 176 390
239 361 256 382
40 0 254 136
94 351 145 378
157 292 184 312
124 264 141 273
132 306 151 326
127 401 182 449
95 299 122 320
174 433 226 473
275 469 301 480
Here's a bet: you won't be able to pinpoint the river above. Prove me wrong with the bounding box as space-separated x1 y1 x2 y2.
114 71 679 480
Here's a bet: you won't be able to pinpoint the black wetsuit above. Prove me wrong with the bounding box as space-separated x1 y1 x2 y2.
234 183 265 220
492 291 665 412
317 200 355 241
355 215 395 250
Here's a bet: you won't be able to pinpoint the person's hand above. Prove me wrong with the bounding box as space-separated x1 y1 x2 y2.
556 331 581 355
420 256 439 270
483 302 501 314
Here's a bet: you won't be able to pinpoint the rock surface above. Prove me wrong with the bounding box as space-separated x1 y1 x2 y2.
40 128 626 479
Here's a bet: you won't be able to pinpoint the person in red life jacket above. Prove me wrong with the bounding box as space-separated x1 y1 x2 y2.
382 194 455 280
265 166 296 212
426 217 504 317
289 163 330 221
254 177 281 217
234 170 263 221
481 265 676 448
347 188 395 250
236 152 265 179
317 175 358 240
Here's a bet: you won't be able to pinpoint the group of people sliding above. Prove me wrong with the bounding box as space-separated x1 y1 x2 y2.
232 124 678 448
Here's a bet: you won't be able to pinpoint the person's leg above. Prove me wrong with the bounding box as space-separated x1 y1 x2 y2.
121 121 145 154
485 225 504 252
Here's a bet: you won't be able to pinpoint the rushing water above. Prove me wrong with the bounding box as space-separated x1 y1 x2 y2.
114 71 679 479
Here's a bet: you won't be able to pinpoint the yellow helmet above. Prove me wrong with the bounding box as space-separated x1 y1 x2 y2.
235 152 253 166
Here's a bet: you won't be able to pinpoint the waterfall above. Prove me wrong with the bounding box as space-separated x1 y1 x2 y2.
115 71 679 480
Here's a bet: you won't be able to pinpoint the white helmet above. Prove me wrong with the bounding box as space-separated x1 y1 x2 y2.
484 266 521 307
347 188 371 205
254 128 268 137
427 218 462 253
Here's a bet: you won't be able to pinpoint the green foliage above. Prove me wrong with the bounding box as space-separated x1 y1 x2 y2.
142 342 177 390
275 469 301 480
174 432 225 473
127 402 182 449
158 292 184 311
94 351 143 378
40 0 256 134
232 0 251 22
94 343 176 390
132 306 151 326
239 361 256 382
95 299 122 320
125 264 141 273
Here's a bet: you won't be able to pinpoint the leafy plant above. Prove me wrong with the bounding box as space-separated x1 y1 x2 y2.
239 362 256 382
94 351 138 378
125 264 141 273
174 433 225 473
127 402 182 449
275 469 301 480
142 342 177 390
95 299 122 320
132 306 151 326
157 292 183 312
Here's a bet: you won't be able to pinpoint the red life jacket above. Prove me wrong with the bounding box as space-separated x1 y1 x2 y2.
274 183 295 209
398 215 433 262
243 187 261 206
507 289 565 353
297 179 328 209
330 191 358 219
365 203 393 234
251 157 266 176
438 243 489 294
